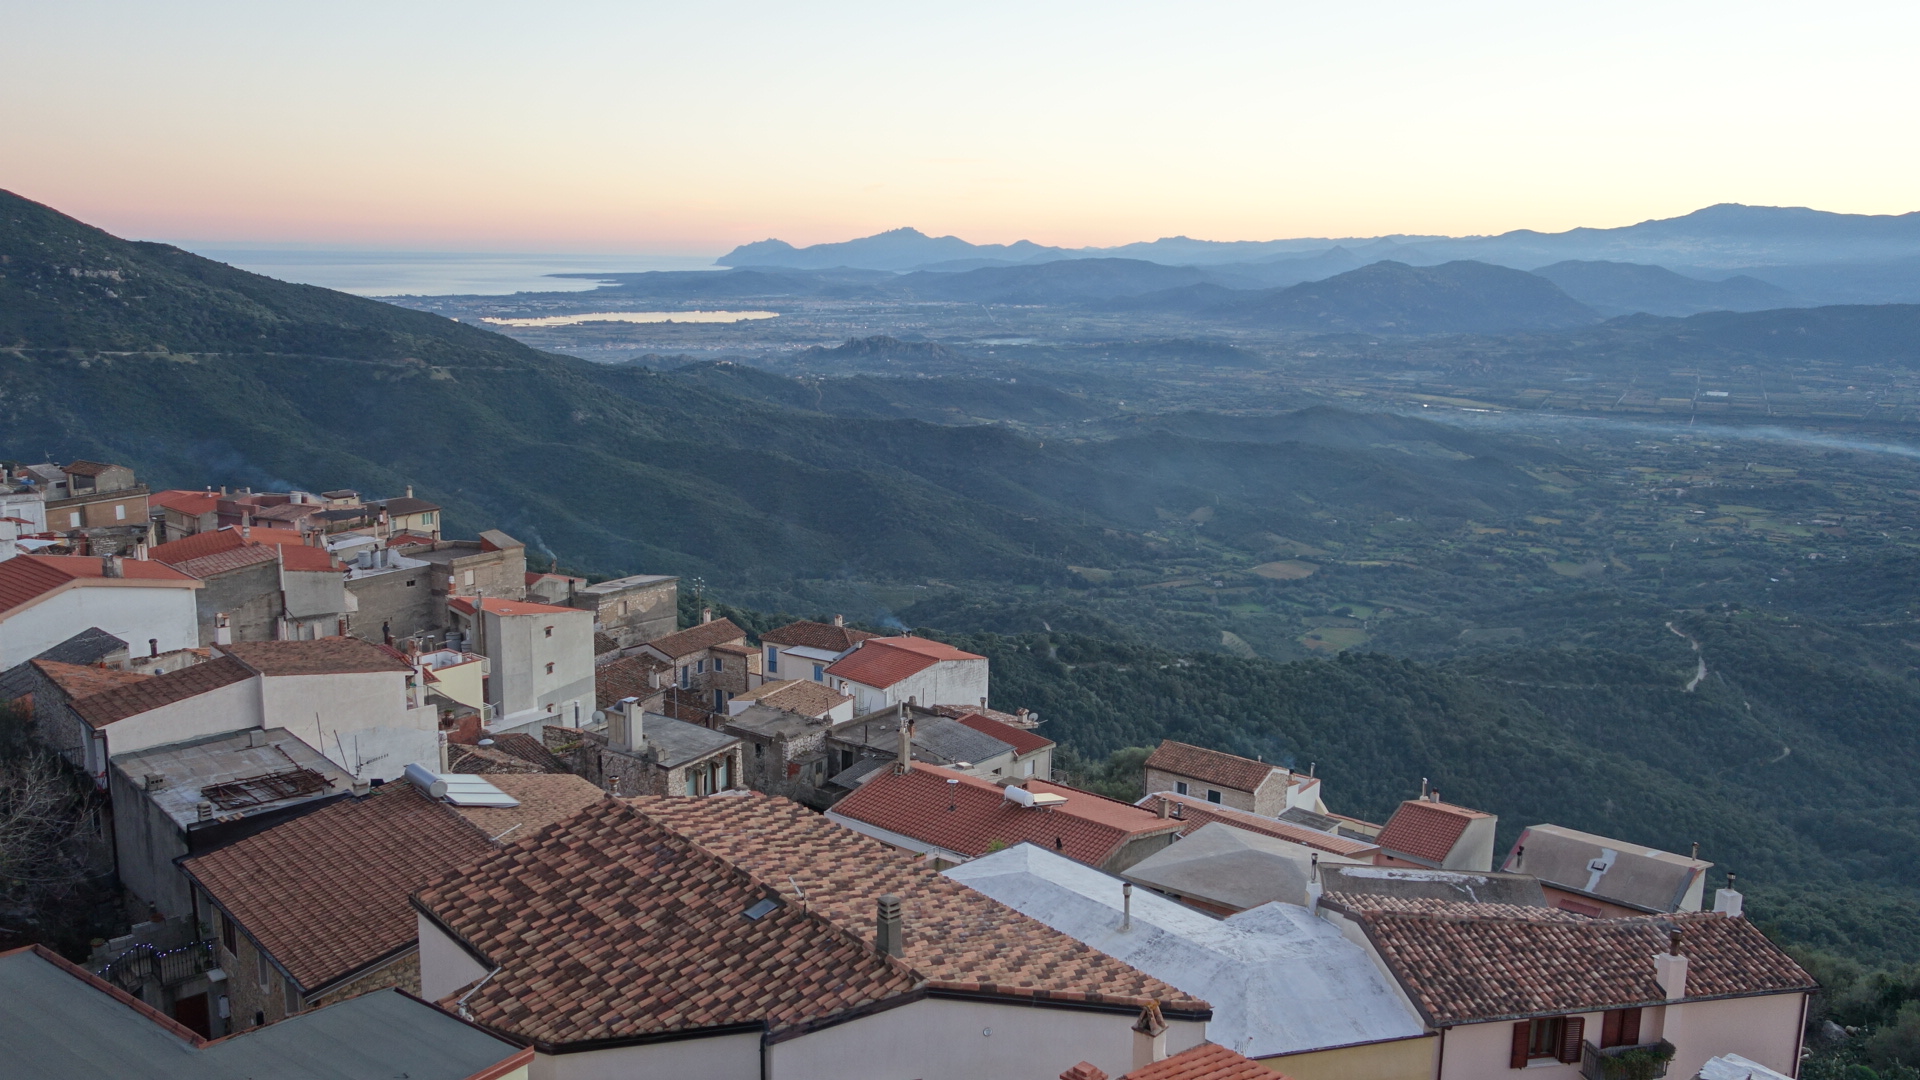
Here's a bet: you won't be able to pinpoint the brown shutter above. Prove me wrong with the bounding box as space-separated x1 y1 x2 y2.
1560 1016 1586 1064
1602 1010 1623 1049
1511 1021 1532 1069
1621 1007 1642 1046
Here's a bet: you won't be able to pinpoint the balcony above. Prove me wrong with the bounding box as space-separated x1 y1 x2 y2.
98 939 216 995
1581 1041 1676 1080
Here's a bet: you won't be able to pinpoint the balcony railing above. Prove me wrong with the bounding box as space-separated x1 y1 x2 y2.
98 939 216 994
1581 1040 1675 1080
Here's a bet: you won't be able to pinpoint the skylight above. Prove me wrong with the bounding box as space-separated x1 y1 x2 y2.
744 897 781 921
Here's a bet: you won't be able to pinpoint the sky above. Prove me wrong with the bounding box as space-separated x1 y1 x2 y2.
3 1 1917 255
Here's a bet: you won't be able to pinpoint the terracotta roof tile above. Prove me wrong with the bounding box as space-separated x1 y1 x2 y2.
825 636 983 690
1122 1043 1276 1080
174 544 282 579
732 679 851 717
29 659 150 701
1352 908 1816 1026
183 783 495 991
62 460 116 477
148 490 223 516
149 527 311 565
452 773 607 840
1377 800 1491 864
414 793 1203 1050
595 654 668 708
642 618 748 659
448 596 582 618
221 639 413 676
1136 792 1380 858
278 544 338 572
833 764 1180 866
760 620 875 652
0 555 196 617
1144 740 1278 795
70 655 256 728
955 712 1054 755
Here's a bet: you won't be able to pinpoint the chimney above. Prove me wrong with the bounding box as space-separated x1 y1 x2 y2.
833 614 844 627
1059 1065 1109 1080
1157 798 1169 819
1713 872 1744 917
143 774 165 792
702 608 713 624
875 895 904 958
1131 1002 1169 1071
196 802 213 823
148 638 159 658
406 485 414 498
102 554 123 578
214 613 232 647
247 729 267 748
1420 776 1428 799
133 543 148 561
612 697 644 753
1122 882 1132 931
896 706 914 774
1652 929 1689 1000
437 730 450 774
351 779 370 797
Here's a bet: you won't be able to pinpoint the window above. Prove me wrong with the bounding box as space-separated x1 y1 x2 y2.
544 626 554 638
1024 759 1036 777
1510 1016 1583 1068
285 978 300 1015
812 664 824 681
462 569 474 586
68 511 81 528
695 659 706 674
679 666 690 689
423 512 434 524
220 912 238 955
714 656 725 671
714 689 726 710
1600 1008 1642 1049
406 579 416 587
767 646 779 674
257 949 270 991
544 662 555 675
114 503 126 520
1174 781 1189 796
1206 789 1223 804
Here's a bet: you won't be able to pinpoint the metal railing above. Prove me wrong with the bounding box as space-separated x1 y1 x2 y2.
99 939 216 994
1581 1040 1675 1080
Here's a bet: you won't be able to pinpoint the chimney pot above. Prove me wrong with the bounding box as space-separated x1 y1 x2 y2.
101 554 123 578
196 802 213 822
214 613 232 647
875 894 904 957
1131 1002 1169 1069
702 608 712 623
1157 798 1169 819
833 614 844 627
406 485 414 498
148 638 158 658
1122 882 1132 931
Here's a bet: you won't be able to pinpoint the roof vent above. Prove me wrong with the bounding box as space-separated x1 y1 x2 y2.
875 894 904 957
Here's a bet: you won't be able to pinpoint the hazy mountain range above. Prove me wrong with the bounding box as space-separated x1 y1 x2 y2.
721 204 1920 307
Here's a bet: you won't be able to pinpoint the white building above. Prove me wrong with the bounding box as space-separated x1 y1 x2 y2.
824 635 989 715
0 554 200 667
759 618 872 683
449 596 595 735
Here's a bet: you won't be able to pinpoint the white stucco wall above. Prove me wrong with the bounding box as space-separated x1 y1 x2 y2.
1436 993 1806 1080
484 608 595 729
97 678 265 769
0 583 198 667
416 913 490 1003
535 1031 763 1080
768 996 1205 1080
889 658 990 711
260 671 434 782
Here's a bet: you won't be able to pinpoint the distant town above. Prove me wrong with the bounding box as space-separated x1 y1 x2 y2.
0 456 1822 1080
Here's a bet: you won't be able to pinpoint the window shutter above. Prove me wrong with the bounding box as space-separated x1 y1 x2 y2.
1621 1008 1641 1046
1511 1021 1532 1069
1559 1016 1585 1064
1602 1010 1623 1049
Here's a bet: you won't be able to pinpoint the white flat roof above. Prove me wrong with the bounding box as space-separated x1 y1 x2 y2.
946 843 1425 1059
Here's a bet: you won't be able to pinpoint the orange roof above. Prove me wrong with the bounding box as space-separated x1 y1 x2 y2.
830 763 1179 867
954 711 1054 755
760 619 875 652
448 595 584 618
1119 1043 1277 1080
1377 799 1492 864
1145 740 1278 794
222 639 414 676
70 656 257 728
148 489 223 516
0 554 197 617
1135 792 1381 857
173 545 280 579
641 617 748 659
278 544 338 572
149 526 312 565
825 636 984 690
29 658 150 700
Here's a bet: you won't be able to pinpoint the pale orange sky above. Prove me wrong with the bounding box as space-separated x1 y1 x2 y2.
3 2 1916 254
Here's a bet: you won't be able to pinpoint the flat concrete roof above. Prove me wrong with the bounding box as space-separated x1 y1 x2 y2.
947 843 1426 1058
640 712 738 768
111 729 353 829
578 573 677 595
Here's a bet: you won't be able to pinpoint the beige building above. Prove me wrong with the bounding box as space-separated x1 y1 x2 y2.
636 614 765 713
1373 795 1499 872
567 572 678 649
1142 739 1323 817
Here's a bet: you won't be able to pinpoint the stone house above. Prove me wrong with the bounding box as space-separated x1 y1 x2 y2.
544 699 743 797
566 572 678 649
760 617 872 683
1141 739 1323 817
635 614 764 713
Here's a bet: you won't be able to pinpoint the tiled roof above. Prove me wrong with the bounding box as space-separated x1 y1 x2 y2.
221 639 413 676
595 654 667 708
70 656 256 728
641 618 747 659
742 679 851 718
29 659 150 701
1377 799 1491 863
488 732 569 772
1351 908 1816 1026
1135 792 1381 858
448 596 583 619
760 619 875 652
148 489 223 516
1326 896 1579 919
0 555 196 616
173 545 279 580
149 526 311 565
1121 1043 1275 1080
278 544 338 572
955 711 1054 755
1144 740 1277 794
832 764 1179 866
29 626 127 666
379 497 440 515
62 460 116 477
183 783 495 992
825 638 959 689
451 773 606 841
413 794 1203 1051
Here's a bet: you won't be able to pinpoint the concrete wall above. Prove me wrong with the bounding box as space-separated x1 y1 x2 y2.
109 765 193 917
766 995 1205 1080
843 657 989 715
282 567 346 620
1106 830 1178 873
99 677 264 766
579 578 677 649
345 569 436 643
1445 816 1499 872
417 913 490 1003
485 608 595 735
194 562 282 645
0 582 199 667
1435 993 1806 1080
535 1031 762 1080
1263 1034 1437 1080
259 671 434 782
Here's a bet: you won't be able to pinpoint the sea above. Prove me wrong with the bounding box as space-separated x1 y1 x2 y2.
176 245 725 297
